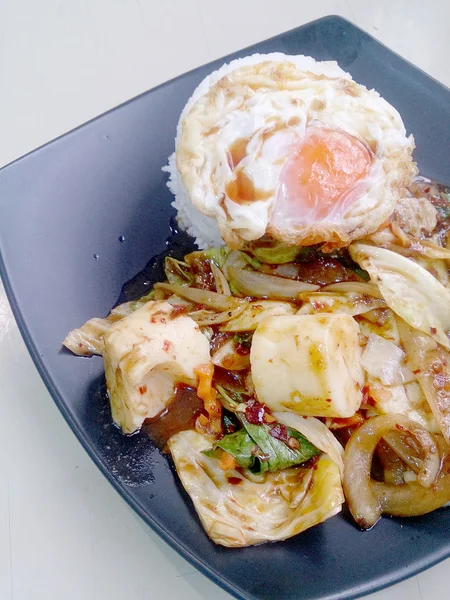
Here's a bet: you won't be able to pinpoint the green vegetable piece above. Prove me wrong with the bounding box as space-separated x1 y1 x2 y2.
229 282 240 296
250 242 300 264
233 332 253 349
185 246 230 268
214 430 256 469
242 420 320 473
204 417 321 474
164 257 194 286
215 385 245 411
353 267 370 282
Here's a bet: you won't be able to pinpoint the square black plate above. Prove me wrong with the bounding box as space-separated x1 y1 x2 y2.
1 16 450 600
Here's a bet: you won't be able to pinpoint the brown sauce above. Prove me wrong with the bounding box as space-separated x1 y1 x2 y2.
225 169 272 204
295 256 360 285
213 367 248 393
228 138 249 169
142 384 204 451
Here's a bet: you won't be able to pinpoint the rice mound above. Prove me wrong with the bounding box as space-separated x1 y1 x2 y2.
162 53 350 249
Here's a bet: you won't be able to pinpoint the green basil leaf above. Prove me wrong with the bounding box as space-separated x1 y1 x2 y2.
213 430 256 469
204 418 321 474
242 420 320 473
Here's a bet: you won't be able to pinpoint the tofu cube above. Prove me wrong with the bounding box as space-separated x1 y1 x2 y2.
250 314 364 417
103 300 211 434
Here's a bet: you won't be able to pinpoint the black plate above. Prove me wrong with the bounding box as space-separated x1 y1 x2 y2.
1 15 450 600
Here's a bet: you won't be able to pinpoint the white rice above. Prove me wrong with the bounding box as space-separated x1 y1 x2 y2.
162 53 349 249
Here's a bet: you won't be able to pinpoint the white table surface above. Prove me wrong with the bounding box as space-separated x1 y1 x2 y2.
1 1 450 599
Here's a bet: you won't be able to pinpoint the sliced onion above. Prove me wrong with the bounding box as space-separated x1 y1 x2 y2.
369 230 450 260
212 339 250 371
164 257 194 286
165 295 194 309
154 283 248 312
274 412 344 476
360 334 414 386
372 439 450 516
228 267 319 300
188 305 247 326
297 292 385 317
376 440 407 485
221 300 295 332
321 281 383 299
211 263 231 296
383 431 422 472
222 250 260 279
343 414 440 529
260 263 300 279
397 318 450 443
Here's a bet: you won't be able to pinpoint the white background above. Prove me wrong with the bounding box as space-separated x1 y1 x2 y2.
1 1 450 599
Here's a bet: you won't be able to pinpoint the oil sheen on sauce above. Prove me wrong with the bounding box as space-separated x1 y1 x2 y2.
142 384 204 451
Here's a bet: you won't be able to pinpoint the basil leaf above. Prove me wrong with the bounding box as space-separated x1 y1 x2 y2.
205 418 321 474
213 430 256 469
242 420 320 473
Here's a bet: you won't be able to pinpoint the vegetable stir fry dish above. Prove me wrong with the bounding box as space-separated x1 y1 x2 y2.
65 53 450 547
64 179 450 547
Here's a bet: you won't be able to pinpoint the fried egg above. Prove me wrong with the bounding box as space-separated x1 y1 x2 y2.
175 53 416 249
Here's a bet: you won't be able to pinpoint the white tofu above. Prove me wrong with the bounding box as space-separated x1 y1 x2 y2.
250 314 364 417
103 300 211 434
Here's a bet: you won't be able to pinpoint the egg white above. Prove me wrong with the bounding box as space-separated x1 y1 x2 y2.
175 54 416 248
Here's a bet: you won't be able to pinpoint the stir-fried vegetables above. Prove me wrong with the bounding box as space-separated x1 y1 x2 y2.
344 414 441 528
169 430 343 547
245 239 301 264
63 301 140 356
297 291 385 316
350 243 450 348
103 301 212 434
221 300 296 332
397 318 450 443
228 267 319 298
360 334 414 386
274 412 345 476
250 314 364 417
64 192 450 546
154 282 248 312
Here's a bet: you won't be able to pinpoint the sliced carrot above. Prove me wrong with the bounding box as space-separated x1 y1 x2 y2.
218 451 237 471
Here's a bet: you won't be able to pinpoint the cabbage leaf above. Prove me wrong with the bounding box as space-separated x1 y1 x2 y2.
349 243 450 348
168 430 343 547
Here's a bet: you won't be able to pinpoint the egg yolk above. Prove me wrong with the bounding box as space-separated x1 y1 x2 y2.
279 128 372 221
